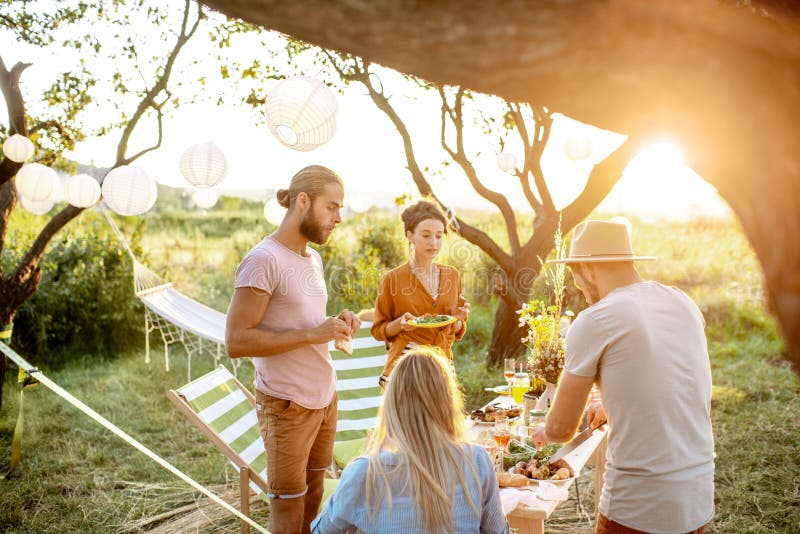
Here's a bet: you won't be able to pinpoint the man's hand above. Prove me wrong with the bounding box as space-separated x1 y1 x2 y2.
337 309 361 335
587 400 607 430
531 424 550 450
312 317 351 344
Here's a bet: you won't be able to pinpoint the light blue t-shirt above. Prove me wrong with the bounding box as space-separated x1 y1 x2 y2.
311 443 509 534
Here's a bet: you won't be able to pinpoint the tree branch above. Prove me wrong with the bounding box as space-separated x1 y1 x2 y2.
562 137 637 229
341 59 513 271
0 58 31 263
116 0 200 166
0 58 30 188
438 87 522 254
508 104 543 214
527 106 556 213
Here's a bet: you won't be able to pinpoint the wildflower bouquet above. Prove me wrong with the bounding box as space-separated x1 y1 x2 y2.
518 221 568 385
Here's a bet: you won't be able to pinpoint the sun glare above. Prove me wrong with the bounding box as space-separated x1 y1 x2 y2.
629 142 686 174
598 141 727 219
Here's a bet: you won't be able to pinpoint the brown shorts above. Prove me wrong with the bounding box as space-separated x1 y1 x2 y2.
255 389 337 499
596 513 707 534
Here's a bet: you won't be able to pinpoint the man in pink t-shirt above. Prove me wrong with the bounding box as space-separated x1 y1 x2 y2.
226 165 359 534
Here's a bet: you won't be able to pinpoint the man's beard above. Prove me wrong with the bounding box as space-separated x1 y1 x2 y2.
584 280 600 305
300 210 330 245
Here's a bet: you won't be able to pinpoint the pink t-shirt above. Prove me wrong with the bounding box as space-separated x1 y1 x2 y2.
234 236 335 409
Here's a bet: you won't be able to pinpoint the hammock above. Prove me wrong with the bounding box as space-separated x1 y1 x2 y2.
102 207 233 379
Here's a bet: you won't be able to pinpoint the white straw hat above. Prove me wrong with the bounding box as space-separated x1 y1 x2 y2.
548 220 656 264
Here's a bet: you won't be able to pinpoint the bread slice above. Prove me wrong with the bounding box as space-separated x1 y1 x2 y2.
334 337 353 356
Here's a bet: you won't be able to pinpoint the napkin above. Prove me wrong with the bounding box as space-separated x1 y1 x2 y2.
537 481 569 501
499 487 540 514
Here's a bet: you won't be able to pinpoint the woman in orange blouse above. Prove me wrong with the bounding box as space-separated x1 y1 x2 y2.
371 201 470 386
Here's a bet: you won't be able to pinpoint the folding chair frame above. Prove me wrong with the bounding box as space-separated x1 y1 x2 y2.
167 372 267 534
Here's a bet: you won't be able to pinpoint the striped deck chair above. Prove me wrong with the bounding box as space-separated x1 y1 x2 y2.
329 321 387 467
168 366 338 533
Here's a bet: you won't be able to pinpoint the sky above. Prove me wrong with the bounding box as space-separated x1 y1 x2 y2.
1 3 731 221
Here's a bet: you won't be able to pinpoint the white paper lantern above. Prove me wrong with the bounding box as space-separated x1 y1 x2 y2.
101 165 158 216
192 188 219 209
19 194 55 215
179 142 227 188
263 198 286 226
264 77 338 151
564 136 594 161
63 173 101 208
144 178 158 212
3 134 35 163
15 163 59 201
496 152 518 173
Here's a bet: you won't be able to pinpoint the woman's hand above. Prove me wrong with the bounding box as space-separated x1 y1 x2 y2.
452 301 470 323
396 312 416 331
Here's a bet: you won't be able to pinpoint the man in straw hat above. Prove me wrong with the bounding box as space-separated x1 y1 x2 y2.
532 220 714 534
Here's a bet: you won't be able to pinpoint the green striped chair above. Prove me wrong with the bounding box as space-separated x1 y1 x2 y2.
167 366 272 534
329 321 387 467
168 323 386 533
169 366 340 534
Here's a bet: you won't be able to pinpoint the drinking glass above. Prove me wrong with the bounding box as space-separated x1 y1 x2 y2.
493 415 511 450
503 358 516 387
512 372 530 405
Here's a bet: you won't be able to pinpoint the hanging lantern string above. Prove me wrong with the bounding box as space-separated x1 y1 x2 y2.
445 206 460 232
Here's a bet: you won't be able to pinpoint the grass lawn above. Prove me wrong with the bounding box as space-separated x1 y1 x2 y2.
1 315 798 532
1 215 799 532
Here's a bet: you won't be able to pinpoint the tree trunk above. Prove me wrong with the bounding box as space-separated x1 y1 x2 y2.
488 298 528 367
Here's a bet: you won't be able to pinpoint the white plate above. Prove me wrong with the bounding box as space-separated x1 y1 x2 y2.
507 466 575 487
471 416 521 426
407 314 457 328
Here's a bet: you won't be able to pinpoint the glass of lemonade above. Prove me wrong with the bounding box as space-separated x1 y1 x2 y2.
512 372 530 405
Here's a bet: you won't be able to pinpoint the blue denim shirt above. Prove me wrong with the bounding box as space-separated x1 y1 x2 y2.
311 443 509 534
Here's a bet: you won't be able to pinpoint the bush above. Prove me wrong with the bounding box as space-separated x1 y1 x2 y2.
3 210 142 367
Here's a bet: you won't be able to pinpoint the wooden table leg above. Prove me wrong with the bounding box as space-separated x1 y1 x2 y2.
508 515 544 534
240 467 250 534
588 432 608 513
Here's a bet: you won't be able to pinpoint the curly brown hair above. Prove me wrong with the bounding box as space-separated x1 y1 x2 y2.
401 200 448 234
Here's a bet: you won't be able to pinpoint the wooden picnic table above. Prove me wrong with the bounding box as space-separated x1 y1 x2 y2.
466 397 608 534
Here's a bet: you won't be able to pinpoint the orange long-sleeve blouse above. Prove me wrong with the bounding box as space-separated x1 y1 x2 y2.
371 262 467 377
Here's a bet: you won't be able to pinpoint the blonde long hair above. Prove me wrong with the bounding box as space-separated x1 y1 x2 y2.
365 347 480 533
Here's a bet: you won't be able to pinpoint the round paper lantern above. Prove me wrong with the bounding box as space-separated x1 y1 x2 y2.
19 194 55 215
101 165 158 216
144 178 158 212
192 188 219 209
564 136 593 161
3 134 35 163
264 77 338 151
496 152 517 173
179 142 227 188
15 163 59 201
64 173 101 208
263 198 286 226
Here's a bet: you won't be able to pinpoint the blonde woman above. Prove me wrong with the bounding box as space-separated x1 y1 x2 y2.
311 347 508 534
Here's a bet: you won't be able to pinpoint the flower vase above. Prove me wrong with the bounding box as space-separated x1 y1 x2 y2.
534 382 557 411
